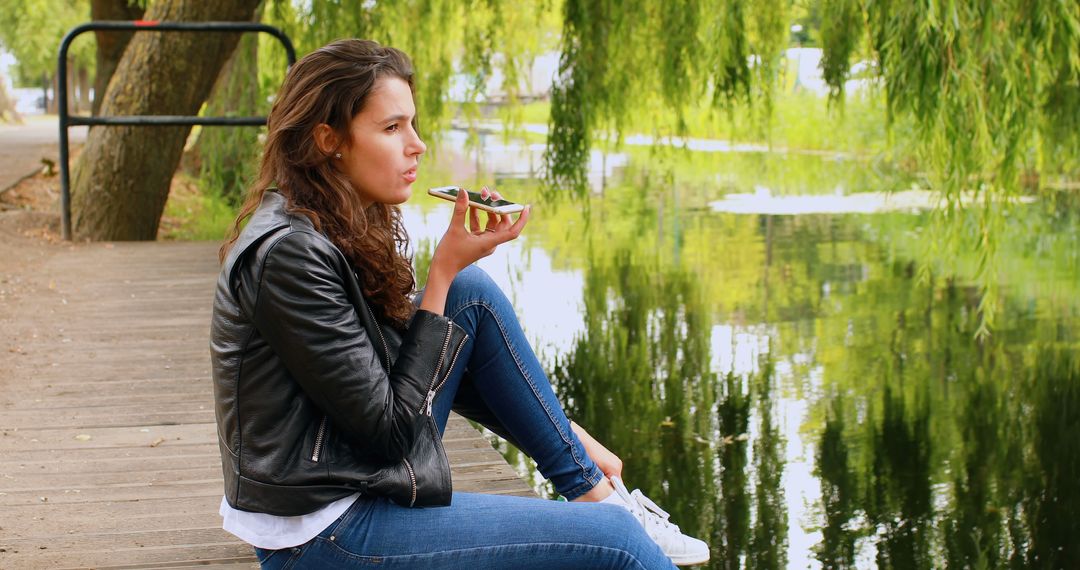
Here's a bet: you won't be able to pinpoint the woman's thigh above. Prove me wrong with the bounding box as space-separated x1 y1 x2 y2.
284 492 675 569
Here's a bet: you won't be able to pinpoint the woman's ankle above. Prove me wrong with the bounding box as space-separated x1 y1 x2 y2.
570 477 614 502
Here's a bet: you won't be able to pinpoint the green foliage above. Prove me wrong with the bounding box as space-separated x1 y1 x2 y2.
158 174 237 241
817 0 862 103
263 0 559 153
710 0 752 109
5 0 1068 334
545 0 793 193
196 7 264 207
0 0 93 84
817 0 1080 335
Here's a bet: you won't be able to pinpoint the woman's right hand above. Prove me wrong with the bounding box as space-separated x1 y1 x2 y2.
419 187 529 316
429 186 529 279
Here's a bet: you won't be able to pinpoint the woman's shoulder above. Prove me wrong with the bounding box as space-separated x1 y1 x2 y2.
259 226 340 265
229 193 341 266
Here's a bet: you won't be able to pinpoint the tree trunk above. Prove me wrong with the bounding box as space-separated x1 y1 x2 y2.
77 66 91 114
72 0 261 240
66 67 77 114
91 0 145 116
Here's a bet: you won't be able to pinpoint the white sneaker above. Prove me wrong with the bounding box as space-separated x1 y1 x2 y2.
604 476 711 566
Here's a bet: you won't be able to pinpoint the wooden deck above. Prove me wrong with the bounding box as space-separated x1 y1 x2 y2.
0 241 533 569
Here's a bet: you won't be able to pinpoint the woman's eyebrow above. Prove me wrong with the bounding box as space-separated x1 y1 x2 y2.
379 113 411 123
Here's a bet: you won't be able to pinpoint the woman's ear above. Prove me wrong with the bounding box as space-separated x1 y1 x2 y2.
313 123 340 156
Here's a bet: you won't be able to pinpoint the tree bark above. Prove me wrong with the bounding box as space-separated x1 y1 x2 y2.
66 67 77 114
91 0 145 116
72 0 261 240
46 74 57 114
77 66 92 114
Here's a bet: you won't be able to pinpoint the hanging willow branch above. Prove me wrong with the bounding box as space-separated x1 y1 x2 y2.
544 0 790 192
820 0 1080 335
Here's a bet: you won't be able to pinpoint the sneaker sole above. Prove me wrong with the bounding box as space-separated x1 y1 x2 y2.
670 553 710 566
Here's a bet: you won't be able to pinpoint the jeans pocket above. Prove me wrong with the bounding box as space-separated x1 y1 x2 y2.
320 495 374 540
254 546 302 569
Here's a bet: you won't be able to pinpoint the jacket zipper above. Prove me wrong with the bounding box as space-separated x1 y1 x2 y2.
403 457 418 507
311 415 328 462
420 321 455 415
360 290 391 370
424 332 467 415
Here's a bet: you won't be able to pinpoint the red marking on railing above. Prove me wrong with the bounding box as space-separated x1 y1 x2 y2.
134 20 160 27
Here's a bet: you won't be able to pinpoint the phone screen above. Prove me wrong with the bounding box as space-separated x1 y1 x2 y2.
442 187 517 208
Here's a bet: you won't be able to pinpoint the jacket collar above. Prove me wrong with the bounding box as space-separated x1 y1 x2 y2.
223 189 313 273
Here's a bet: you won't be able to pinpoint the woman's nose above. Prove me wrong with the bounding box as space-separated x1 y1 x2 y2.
410 135 427 156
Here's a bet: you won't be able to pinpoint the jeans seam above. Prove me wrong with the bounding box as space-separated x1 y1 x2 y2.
322 537 653 569
448 299 600 497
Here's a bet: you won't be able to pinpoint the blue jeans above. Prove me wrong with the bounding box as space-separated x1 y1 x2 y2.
255 266 675 569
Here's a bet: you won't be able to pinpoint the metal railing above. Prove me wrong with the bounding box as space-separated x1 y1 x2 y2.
57 21 297 240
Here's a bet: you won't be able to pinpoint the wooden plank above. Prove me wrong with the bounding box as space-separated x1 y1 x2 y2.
0 241 536 569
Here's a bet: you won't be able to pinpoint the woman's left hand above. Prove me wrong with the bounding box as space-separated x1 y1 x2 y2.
571 421 624 479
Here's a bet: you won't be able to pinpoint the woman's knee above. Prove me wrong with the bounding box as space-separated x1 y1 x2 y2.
447 265 503 306
581 504 674 568
451 264 494 289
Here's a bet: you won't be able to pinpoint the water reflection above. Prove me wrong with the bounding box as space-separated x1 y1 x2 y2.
405 147 1079 569
549 239 790 569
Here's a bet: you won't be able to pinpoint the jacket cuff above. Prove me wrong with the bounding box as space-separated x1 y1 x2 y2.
395 310 470 411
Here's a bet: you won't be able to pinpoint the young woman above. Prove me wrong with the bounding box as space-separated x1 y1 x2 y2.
211 38 709 569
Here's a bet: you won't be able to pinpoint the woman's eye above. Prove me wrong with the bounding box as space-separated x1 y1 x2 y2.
386 124 399 132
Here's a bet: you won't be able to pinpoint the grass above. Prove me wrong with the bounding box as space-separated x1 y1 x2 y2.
157 172 237 241
456 88 897 157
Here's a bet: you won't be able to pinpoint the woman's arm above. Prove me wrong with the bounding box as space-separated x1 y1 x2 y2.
249 232 466 463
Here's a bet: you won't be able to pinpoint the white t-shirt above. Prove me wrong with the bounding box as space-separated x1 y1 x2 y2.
219 493 359 550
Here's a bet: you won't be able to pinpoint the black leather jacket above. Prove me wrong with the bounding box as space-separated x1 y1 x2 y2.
211 190 469 516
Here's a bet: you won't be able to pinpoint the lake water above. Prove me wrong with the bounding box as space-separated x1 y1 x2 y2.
404 137 1079 569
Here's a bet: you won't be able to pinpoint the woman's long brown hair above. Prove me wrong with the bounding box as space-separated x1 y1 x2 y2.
220 39 418 328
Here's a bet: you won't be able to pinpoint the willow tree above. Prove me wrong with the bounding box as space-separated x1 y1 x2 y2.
539 0 1079 335
545 0 790 189
821 0 1080 334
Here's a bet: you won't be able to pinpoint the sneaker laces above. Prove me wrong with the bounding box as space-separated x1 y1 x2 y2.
630 489 680 533
610 476 681 534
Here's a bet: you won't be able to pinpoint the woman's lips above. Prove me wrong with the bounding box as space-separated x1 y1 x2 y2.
403 168 417 183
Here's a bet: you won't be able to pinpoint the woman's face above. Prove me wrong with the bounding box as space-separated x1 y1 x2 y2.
336 76 426 206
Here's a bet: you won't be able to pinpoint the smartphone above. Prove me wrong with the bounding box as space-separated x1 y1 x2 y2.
428 186 525 215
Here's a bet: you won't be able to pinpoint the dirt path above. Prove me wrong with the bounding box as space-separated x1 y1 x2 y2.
0 116 86 350
0 116 86 194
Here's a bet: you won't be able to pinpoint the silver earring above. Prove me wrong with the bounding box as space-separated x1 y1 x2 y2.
334 152 342 159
